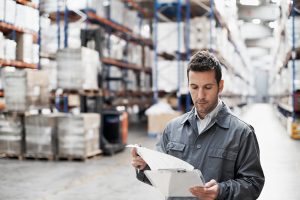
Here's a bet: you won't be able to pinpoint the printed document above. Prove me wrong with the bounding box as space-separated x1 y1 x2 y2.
127 144 205 197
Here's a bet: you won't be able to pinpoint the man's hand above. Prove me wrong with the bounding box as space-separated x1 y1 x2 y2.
131 147 147 170
190 179 219 200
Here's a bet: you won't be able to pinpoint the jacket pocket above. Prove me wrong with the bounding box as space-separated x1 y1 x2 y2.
207 148 237 179
166 141 186 159
208 148 237 161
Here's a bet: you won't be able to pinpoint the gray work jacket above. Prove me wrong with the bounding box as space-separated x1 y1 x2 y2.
137 103 265 200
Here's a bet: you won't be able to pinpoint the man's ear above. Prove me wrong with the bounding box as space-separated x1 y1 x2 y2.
218 80 224 94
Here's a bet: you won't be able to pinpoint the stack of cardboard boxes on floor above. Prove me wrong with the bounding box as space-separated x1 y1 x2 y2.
0 61 102 160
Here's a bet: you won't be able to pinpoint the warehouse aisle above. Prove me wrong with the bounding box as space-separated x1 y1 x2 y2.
240 104 300 200
1 104 300 200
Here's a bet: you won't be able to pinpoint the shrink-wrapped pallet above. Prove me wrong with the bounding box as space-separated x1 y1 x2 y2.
3 69 49 111
57 113 100 159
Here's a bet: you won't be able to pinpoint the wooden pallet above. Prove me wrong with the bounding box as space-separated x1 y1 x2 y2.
80 89 102 97
1 153 24 160
57 149 102 161
24 154 55 161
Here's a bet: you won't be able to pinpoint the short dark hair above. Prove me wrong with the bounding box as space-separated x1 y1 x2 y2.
187 50 222 84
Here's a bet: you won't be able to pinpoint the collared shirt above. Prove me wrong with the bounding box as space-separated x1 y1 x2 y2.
137 102 264 200
194 99 222 134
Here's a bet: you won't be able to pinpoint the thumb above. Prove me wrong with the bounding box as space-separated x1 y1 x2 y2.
131 147 138 157
205 179 217 188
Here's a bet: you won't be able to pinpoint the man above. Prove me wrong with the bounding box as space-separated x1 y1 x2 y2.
131 50 264 200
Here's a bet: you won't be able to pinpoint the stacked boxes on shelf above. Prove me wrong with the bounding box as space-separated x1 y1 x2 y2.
0 113 23 156
107 66 124 92
3 39 17 60
110 0 125 24
1 0 39 30
286 17 300 50
40 58 57 90
109 35 126 60
57 47 100 90
157 60 183 93
14 2 39 32
140 72 151 92
189 17 216 50
2 69 49 111
127 43 143 66
127 70 138 91
40 19 83 54
16 33 34 63
157 22 185 54
144 46 154 68
3 0 16 24
0 1 4 21
0 0 39 63
57 113 101 159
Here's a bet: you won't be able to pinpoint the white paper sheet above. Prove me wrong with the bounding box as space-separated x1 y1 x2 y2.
126 144 194 170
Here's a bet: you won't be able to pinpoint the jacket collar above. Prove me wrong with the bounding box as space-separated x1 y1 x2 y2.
180 101 231 129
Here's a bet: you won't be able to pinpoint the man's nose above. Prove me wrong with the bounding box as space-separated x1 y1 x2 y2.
197 88 205 99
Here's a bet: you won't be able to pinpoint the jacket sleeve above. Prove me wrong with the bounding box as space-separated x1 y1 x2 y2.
217 128 265 200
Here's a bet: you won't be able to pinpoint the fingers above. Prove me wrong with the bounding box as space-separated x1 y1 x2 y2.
131 147 138 157
190 186 205 196
131 148 147 170
131 158 147 170
189 179 219 199
205 179 217 188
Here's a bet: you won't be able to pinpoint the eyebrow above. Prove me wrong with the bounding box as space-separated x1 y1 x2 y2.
189 83 215 86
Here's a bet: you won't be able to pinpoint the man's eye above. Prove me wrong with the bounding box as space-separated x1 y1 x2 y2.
205 86 213 89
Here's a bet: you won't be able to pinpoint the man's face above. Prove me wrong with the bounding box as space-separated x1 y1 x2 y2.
188 70 224 119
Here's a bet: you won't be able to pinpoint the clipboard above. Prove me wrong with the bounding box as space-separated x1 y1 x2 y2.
127 144 205 197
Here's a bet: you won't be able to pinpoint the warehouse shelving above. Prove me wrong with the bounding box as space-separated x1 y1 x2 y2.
0 0 42 160
101 57 152 74
16 0 38 9
39 0 153 112
0 59 37 69
86 12 153 47
0 0 39 69
153 0 252 111
269 0 300 139
122 0 150 17
0 22 38 40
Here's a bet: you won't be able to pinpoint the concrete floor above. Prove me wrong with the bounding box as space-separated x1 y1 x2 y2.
1 103 300 200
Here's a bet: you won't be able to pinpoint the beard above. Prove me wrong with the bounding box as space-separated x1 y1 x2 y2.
195 98 218 119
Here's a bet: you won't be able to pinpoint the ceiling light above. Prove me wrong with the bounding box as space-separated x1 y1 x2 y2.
240 0 261 6
252 19 261 24
269 21 276 28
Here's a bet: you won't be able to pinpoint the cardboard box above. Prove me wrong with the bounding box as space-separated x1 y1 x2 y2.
147 112 182 136
0 32 4 59
16 33 33 63
4 39 16 60
4 0 16 24
57 113 101 158
0 0 5 21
